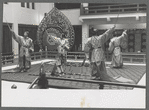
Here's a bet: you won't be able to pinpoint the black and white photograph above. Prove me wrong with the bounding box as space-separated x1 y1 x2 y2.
1 1 147 108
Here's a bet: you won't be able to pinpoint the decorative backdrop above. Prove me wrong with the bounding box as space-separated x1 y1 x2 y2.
141 33 146 52
37 7 75 51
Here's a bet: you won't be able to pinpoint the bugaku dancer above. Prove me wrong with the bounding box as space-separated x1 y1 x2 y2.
45 32 70 76
108 30 128 68
84 26 134 83
10 29 34 72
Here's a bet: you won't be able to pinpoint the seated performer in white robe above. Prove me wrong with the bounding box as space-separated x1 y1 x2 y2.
46 33 70 76
108 30 127 68
11 29 34 72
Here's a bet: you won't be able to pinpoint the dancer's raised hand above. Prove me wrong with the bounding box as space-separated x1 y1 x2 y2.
124 30 127 33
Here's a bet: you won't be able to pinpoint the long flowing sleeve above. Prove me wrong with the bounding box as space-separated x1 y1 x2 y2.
100 26 115 43
119 30 127 49
63 39 70 50
118 30 127 40
84 38 92 59
11 31 23 45
48 35 61 45
108 41 114 53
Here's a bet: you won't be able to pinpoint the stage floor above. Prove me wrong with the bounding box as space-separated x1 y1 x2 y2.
1 59 146 89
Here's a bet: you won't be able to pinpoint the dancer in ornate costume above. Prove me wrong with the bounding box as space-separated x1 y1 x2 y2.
108 30 128 68
45 32 69 76
84 27 134 83
84 26 118 81
11 29 34 72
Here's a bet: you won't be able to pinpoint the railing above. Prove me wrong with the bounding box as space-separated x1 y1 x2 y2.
122 53 146 63
31 51 47 60
1 51 146 65
28 75 146 89
1 52 14 65
1 51 146 89
80 3 147 15
67 51 146 64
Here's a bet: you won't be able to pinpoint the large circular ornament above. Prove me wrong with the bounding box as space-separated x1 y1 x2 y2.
37 7 75 51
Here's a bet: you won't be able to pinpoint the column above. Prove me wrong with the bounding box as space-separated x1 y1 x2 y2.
12 3 19 58
12 22 19 58
82 23 89 51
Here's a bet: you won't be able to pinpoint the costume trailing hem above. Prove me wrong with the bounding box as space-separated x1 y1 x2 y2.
111 54 123 68
91 61 134 83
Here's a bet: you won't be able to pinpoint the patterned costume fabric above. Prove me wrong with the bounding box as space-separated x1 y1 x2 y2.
47 34 69 66
84 27 115 62
12 32 34 69
37 7 75 51
108 30 127 68
84 27 120 82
